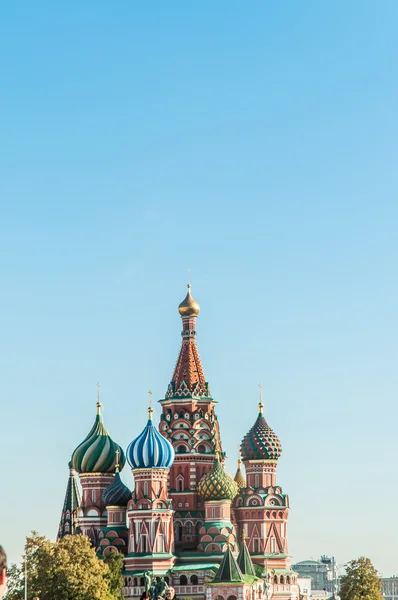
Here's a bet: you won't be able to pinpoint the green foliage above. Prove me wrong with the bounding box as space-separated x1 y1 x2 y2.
4 532 122 600
103 552 124 600
3 563 23 600
340 557 382 600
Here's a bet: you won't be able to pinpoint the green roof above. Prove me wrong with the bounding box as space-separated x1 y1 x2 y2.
237 541 256 577
172 564 219 572
213 547 244 583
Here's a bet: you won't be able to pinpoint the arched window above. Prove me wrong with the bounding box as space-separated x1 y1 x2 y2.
227 596 237 600
133 577 138 586
179 575 188 585
280 576 285 584
274 576 278 584
140 577 145 586
177 477 184 491
177 445 186 454
286 576 290 584
198 444 206 453
191 574 199 585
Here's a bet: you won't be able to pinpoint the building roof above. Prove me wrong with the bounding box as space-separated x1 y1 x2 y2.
71 402 126 474
234 459 246 489
57 462 81 539
102 471 132 507
213 546 244 583
197 455 239 501
237 538 256 577
127 406 174 469
240 403 282 462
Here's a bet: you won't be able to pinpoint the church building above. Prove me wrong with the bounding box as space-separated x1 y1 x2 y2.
58 285 299 600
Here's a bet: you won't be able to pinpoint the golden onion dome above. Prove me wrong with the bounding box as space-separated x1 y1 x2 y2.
178 284 200 317
234 458 246 489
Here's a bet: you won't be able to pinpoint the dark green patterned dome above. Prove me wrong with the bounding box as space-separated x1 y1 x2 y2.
198 455 239 501
102 472 131 507
71 403 126 474
240 403 282 461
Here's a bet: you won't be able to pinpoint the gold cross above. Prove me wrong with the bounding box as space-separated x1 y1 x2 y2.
96 382 102 414
258 383 264 414
148 390 153 418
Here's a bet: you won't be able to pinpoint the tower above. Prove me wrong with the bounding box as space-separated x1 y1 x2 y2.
159 285 223 549
125 401 175 573
97 452 131 557
197 453 239 554
234 399 298 599
71 399 126 547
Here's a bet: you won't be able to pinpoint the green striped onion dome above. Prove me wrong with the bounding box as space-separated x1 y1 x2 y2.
198 455 239 501
240 404 282 461
71 403 126 474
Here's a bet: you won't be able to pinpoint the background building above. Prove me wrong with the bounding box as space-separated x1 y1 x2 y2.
293 557 339 595
382 576 398 600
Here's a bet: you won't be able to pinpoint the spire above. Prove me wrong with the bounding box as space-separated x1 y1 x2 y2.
258 383 264 415
57 462 81 540
214 545 244 583
234 453 246 489
165 285 209 399
237 533 256 577
97 382 102 417
148 390 153 421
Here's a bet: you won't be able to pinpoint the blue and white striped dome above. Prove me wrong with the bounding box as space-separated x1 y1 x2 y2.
127 408 174 470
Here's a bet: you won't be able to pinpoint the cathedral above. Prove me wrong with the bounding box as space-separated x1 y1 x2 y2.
58 285 300 600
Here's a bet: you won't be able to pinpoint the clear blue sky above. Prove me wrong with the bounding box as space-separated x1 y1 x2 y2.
1 0 397 576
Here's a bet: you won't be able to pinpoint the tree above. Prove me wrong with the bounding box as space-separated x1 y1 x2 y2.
3 563 23 600
4 532 117 600
340 557 382 600
103 552 124 600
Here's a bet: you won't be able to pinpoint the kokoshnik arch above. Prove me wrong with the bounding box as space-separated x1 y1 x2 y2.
58 285 300 600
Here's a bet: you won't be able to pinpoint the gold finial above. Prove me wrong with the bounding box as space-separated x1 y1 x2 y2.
115 449 120 473
96 382 102 415
148 390 153 419
258 383 264 415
